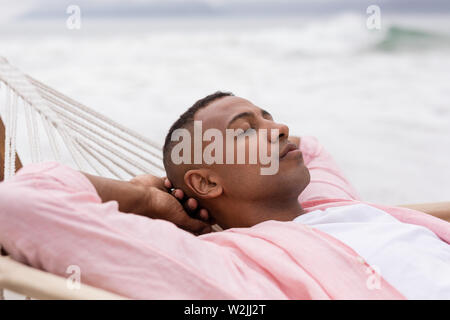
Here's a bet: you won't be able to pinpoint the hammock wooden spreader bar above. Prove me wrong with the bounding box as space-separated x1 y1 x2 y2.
0 256 127 300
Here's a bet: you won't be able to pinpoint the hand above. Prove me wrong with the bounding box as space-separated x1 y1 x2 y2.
130 174 212 223
130 174 213 234
143 186 212 235
163 178 212 224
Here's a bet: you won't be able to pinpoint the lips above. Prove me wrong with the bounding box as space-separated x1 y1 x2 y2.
279 142 299 159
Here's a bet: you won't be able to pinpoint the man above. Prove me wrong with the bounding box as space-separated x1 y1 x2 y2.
162 91 450 299
0 92 449 300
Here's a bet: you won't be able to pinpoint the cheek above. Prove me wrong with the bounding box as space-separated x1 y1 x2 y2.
216 164 260 193
229 135 262 164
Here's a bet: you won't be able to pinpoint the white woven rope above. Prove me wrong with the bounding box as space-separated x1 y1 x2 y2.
30 77 163 153
57 124 87 171
58 115 154 178
0 58 166 184
83 138 145 177
62 118 155 176
40 89 163 162
3 87 19 180
41 114 61 161
23 102 38 162
9 92 18 177
50 105 163 173
30 103 41 163
76 139 127 180
71 137 105 177
0 65 45 164
3 86 11 179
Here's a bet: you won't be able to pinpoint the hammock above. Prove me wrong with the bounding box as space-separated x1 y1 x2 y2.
0 56 167 299
0 57 164 181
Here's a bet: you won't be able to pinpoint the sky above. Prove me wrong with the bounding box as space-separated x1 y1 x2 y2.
1 0 450 22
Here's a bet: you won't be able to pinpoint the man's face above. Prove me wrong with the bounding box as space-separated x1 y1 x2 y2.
190 96 310 205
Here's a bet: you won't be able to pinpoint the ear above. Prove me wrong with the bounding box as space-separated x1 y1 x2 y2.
184 169 223 199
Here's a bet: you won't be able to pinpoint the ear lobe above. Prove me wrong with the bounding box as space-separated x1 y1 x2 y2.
184 169 223 199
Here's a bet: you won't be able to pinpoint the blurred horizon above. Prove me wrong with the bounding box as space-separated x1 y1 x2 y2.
2 0 450 23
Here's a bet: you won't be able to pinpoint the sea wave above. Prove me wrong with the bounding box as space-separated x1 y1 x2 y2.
373 25 450 52
250 14 450 56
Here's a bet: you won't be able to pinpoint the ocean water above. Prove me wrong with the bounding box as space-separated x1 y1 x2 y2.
1 13 450 205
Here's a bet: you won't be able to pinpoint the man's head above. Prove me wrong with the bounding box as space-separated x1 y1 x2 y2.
163 91 310 229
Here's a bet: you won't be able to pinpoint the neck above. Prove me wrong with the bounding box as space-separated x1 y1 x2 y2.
215 195 306 229
254 196 306 224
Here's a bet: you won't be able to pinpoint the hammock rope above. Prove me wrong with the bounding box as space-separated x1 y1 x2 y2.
29 76 162 154
0 56 165 299
0 57 164 181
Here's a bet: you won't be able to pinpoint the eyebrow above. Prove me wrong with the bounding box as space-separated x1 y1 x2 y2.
227 109 272 128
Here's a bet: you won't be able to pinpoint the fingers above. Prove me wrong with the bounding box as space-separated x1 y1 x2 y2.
164 178 172 189
170 189 198 215
149 186 214 236
199 208 209 221
171 197 212 234
172 189 184 200
164 178 211 224
186 198 197 211
166 180 195 211
182 198 211 222
181 197 199 217
198 209 215 225
177 214 212 235
157 192 212 235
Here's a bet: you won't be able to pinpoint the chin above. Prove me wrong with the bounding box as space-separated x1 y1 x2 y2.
293 162 310 188
301 165 311 188
281 156 309 176
275 162 310 194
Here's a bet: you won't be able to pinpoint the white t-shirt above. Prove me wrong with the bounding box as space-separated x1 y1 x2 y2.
293 203 450 299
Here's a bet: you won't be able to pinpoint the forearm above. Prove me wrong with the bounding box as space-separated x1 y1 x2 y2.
398 202 450 222
81 173 147 215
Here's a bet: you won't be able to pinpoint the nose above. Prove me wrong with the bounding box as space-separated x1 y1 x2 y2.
268 122 289 143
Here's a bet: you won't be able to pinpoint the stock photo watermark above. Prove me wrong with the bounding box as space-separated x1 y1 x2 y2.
66 265 81 290
66 5 81 30
366 5 381 30
366 265 382 290
169 121 288 175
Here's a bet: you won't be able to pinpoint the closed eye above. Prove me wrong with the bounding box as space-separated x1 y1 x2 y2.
242 127 256 134
238 126 256 136
261 109 273 121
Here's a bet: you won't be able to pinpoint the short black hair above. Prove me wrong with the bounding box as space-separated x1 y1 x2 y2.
163 91 234 171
